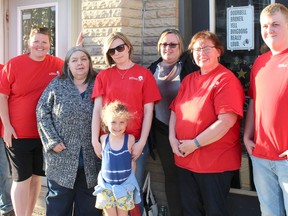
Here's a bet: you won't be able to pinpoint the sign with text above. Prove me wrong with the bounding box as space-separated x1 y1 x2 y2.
227 5 254 51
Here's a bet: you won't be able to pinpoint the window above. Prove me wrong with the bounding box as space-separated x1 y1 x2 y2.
18 3 57 55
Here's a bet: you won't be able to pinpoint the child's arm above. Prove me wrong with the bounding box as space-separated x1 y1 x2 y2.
128 134 136 173
99 134 108 156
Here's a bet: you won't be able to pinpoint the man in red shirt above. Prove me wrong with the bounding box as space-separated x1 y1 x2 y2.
244 3 288 215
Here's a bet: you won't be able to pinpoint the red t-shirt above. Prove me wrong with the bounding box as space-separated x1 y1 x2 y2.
92 64 161 140
0 64 3 137
249 49 288 160
170 64 245 173
0 54 64 138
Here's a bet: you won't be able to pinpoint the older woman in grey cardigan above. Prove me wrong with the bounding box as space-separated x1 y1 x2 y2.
36 47 101 216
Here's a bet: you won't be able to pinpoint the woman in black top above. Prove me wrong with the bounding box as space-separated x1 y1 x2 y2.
148 29 198 216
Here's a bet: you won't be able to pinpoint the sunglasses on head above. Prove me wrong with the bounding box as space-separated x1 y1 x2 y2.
108 44 126 56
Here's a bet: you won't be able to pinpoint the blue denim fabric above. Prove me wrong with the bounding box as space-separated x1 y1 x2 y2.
0 138 13 214
135 143 149 214
135 143 149 188
46 169 102 216
251 155 288 216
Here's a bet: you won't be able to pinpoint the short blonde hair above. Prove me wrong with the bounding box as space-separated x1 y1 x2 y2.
157 29 185 55
103 32 133 66
261 3 288 22
101 101 131 133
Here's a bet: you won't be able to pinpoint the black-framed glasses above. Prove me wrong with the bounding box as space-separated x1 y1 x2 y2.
108 44 126 56
160 43 179 49
193 46 215 54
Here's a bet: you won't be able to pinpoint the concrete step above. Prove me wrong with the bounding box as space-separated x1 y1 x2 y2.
33 186 261 216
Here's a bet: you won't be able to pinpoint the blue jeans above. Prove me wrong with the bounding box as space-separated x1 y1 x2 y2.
135 143 149 214
46 169 102 216
0 138 13 214
251 155 288 216
135 143 149 188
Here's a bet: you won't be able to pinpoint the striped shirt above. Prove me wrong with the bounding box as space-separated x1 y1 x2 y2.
101 134 132 185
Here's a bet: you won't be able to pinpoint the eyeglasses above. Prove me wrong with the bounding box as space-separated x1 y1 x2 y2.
193 46 215 54
108 44 126 56
160 43 179 49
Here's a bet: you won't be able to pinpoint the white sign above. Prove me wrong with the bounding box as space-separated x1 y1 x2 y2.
227 5 254 51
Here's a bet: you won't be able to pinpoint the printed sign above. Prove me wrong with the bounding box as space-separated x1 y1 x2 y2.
227 5 254 51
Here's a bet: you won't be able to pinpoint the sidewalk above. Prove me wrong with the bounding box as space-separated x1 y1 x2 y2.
33 187 260 216
32 186 46 216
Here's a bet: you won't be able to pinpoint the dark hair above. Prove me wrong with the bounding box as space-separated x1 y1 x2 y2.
61 46 96 83
188 30 225 56
29 26 52 43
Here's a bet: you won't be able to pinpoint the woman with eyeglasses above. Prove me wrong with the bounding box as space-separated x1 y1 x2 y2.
169 30 245 215
91 32 161 214
147 28 199 216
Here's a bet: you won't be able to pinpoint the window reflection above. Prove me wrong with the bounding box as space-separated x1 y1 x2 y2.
21 6 56 56
216 0 269 93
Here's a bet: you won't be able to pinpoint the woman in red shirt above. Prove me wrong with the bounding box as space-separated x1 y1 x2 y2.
169 31 245 216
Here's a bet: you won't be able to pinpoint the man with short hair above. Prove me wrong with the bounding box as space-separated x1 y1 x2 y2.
244 3 288 215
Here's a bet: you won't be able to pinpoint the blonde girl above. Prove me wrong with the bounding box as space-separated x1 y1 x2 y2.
94 101 140 216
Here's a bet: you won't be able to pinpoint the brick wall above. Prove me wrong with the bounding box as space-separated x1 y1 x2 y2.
81 0 178 211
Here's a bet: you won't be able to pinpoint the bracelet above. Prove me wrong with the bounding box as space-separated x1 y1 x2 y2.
194 138 201 148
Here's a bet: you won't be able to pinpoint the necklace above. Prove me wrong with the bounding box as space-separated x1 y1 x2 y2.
116 63 134 80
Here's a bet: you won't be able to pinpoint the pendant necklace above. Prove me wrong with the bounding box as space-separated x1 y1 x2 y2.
116 62 134 80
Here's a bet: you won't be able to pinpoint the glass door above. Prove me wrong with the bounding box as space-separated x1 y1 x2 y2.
215 0 270 191
19 3 56 55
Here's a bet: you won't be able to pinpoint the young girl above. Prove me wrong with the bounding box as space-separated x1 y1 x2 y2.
93 101 141 216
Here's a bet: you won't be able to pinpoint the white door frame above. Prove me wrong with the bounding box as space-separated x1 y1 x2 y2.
17 2 59 56
5 0 81 62
0 0 8 64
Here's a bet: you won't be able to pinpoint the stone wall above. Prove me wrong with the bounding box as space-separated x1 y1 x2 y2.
142 0 178 67
81 0 178 69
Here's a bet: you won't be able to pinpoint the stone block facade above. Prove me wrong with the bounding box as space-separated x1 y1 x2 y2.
81 0 179 210
81 0 178 69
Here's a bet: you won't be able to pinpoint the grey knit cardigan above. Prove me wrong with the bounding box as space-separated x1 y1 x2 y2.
36 77 99 189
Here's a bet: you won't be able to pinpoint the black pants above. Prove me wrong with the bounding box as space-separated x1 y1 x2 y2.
177 167 236 216
154 122 183 216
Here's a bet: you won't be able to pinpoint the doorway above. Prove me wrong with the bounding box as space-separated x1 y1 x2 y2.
4 0 81 62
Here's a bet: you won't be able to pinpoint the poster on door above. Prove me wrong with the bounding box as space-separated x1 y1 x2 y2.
227 5 254 51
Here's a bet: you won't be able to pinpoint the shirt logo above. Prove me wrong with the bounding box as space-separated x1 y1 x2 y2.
129 76 144 81
277 64 288 68
49 70 60 76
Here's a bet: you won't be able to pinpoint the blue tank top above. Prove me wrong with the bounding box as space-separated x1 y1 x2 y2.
101 134 132 185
